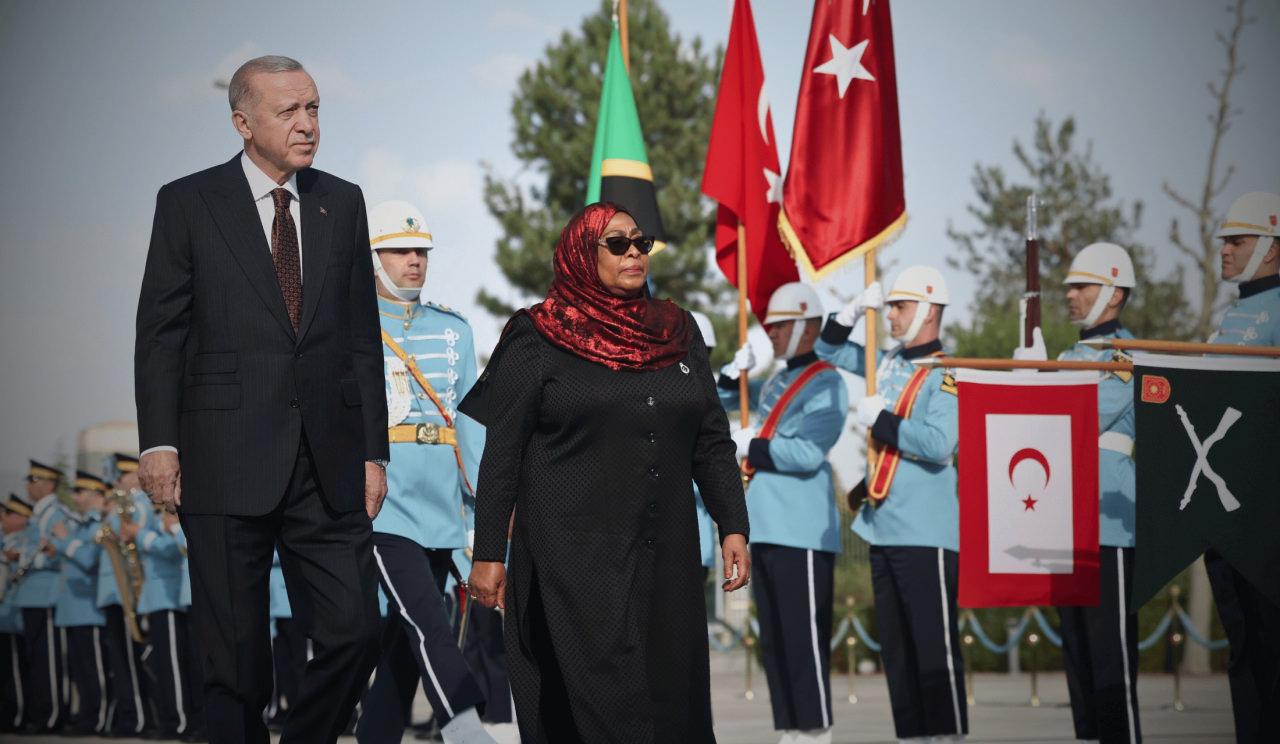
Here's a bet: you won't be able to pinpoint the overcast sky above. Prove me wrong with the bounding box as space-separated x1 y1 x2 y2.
0 0 1276 483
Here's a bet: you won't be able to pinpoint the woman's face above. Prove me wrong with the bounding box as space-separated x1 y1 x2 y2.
595 212 648 297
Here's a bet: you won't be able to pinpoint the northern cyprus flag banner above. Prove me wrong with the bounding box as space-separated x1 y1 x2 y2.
957 371 1100 608
1132 353 1280 608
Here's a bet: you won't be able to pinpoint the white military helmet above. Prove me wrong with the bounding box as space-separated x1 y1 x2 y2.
886 266 948 342
764 282 824 359
368 200 433 302
1064 242 1135 328
1215 192 1280 283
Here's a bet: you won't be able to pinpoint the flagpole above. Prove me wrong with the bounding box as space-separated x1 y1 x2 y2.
619 0 630 72
914 357 1133 373
864 250 881 479
737 223 751 431
1080 338 1280 357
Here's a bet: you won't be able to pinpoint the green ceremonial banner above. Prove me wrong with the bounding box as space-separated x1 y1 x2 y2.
1132 353 1280 607
587 22 666 249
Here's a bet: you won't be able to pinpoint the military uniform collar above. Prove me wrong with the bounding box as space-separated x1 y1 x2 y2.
1239 274 1280 300
1080 318 1122 340
786 350 819 370
378 295 419 321
901 339 942 360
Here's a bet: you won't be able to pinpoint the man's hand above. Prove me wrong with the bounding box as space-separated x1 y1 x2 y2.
856 394 887 428
3 549 19 562
118 521 141 544
51 522 69 540
721 534 751 592
1012 327 1048 364
836 281 884 327
40 540 55 557
468 560 507 610
139 450 181 513
364 462 388 520
731 428 757 460
162 510 180 533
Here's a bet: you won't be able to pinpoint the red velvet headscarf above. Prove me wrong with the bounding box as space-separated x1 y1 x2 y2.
524 202 690 371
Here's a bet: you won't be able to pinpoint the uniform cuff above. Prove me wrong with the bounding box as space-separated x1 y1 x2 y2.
747 438 776 472
871 410 902 449
821 316 853 345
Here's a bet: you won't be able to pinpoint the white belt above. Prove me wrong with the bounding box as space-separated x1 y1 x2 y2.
1099 431 1134 457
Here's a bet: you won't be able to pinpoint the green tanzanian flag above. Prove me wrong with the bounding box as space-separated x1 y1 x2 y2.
587 21 666 251
1131 353 1280 608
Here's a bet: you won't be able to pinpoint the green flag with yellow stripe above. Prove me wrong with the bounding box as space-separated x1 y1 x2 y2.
587 21 666 250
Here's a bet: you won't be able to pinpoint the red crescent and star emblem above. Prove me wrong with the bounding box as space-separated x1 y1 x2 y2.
1008 447 1051 511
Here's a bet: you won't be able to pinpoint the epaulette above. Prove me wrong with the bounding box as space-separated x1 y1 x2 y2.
423 301 469 323
1111 350 1133 383
940 370 958 396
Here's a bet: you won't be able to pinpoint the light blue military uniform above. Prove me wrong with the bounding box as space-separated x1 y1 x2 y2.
1059 322 1136 547
13 495 66 610
373 296 483 549
717 352 848 552
816 327 959 551
269 551 290 621
134 496 183 616
1209 275 1280 347
694 491 716 569
0 531 25 634
49 511 106 627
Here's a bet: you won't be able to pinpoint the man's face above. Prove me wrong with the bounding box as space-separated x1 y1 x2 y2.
765 321 794 358
72 489 98 513
1 511 27 534
1065 283 1101 323
1220 235 1263 280
236 70 320 177
376 248 428 291
26 477 56 501
886 300 918 339
117 471 139 491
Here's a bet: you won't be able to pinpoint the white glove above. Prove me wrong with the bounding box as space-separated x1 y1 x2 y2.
1012 327 1048 362
856 395 887 428
720 343 757 379
836 281 884 327
731 427 757 459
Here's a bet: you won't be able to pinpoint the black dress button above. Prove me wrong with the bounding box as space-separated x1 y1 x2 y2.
646 396 655 407
647 502 657 513
648 467 658 478
289 399 300 408
645 538 655 548
647 432 656 443
294 352 303 359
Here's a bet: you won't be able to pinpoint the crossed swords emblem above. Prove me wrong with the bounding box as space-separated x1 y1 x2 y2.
1175 404 1242 513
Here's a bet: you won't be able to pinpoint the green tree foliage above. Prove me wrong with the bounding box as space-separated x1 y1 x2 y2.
481 0 737 363
947 115 1193 358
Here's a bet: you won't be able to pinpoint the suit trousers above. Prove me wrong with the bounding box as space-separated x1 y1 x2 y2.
181 436 382 744
751 543 835 732
1058 547 1141 744
102 604 149 736
64 625 108 733
21 607 63 731
358 532 485 743
0 632 26 731
869 545 968 740
1205 548 1280 744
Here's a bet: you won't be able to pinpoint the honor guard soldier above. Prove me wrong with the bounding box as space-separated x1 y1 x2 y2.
719 282 847 744
0 494 34 733
1017 242 1142 743
48 471 110 736
99 453 153 737
136 498 198 739
13 460 68 734
356 199 495 744
817 266 968 742
1205 191 1280 742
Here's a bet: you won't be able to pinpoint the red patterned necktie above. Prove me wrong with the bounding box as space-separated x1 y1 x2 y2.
271 188 302 333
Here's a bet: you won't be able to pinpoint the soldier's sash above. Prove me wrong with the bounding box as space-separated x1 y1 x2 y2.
742 361 835 479
381 330 475 496
866 362 934 504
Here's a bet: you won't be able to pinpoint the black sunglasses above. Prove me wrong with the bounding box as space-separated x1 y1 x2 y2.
599 235 656 256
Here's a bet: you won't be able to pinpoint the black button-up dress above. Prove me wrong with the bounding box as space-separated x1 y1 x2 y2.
459 312 749 743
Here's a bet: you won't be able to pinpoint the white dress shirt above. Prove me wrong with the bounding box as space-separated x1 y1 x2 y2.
141 153 304 459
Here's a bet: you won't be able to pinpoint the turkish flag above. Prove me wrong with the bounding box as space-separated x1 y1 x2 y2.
956 371 1100 608
702 0 798 323
779 0 906 278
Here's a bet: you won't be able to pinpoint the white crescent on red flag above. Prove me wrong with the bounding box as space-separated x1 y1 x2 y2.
702 0 798 322
956 371 1101 608
780 0 906 278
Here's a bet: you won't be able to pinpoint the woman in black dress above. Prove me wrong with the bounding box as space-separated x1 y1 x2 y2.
462 202 750 743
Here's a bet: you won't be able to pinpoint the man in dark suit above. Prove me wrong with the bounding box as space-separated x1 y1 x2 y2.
134 55 389 744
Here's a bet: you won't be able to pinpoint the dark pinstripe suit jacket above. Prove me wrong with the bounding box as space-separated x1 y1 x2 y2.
134 154 390 516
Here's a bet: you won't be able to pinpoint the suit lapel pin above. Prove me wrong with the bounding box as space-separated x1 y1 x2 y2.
679 362 690 374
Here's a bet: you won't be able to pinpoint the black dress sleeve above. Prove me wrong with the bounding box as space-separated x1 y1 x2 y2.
686 317 750 542
457 313 545 562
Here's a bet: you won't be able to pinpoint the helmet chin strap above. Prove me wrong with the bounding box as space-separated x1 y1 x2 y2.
1074 285 1116 328
780 319 806 360
373 254 422 302
1227 236 1274 284
893 302 932 343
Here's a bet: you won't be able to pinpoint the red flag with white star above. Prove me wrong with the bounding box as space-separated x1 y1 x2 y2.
956 371 1100 608
779 0 906 278
702 0 798 323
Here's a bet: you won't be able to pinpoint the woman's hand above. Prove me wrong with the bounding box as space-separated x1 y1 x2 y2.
721 534 751 592
469 560 507 610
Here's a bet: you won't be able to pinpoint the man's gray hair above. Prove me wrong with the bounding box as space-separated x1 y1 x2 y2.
228 55 307 112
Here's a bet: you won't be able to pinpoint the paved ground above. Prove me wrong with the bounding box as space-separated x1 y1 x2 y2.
18 651 1234 743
